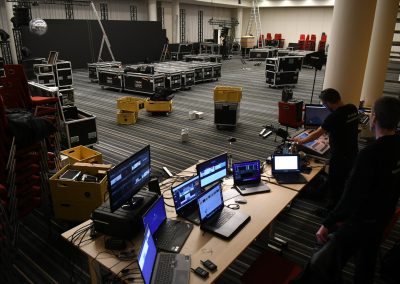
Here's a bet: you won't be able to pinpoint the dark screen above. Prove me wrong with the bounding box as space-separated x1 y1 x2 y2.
304 104 331 127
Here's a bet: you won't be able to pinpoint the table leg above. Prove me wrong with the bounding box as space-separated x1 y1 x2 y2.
88 255 101 284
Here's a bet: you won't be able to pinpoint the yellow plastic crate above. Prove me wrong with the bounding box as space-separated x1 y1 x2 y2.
61 145 103 164
145 99 173 113
213 86 243 103
117 96 145 112
117 110 137 125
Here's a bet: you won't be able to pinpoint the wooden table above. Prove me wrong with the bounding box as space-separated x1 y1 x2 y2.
62 160 323 283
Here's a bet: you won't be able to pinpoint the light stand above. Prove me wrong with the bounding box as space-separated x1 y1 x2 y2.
227 137 236 174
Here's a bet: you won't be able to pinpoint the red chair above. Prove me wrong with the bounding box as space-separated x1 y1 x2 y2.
274 33 282 40
310 34 317 42
266 33 272 41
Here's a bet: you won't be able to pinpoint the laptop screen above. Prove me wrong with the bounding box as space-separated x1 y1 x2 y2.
232 160 261 185
197 183 224 222
272 155 300 174
138 226 157 284
143 196 166 235
196 153 228 188
304 104 330 128
171 175 202 212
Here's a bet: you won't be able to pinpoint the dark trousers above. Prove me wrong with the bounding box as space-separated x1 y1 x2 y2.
327 155 355 209
291 223 381 284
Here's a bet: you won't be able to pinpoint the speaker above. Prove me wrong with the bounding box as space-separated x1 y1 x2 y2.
278 100 303 128
148 177 161 195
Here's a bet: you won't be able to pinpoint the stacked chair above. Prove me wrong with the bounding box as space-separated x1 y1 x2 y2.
306 34 316 51
318 33 327 52
298 34 306 50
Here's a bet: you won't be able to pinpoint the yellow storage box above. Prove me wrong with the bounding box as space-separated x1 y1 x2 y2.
145 99 173 113
117 110 137 125
117 97 145 112
213 86 243 103
49 163 112 221
61 145 103 164
241 36 255 48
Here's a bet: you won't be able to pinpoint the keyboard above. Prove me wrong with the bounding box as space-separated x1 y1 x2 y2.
210 210 235 228
153 253 175 284
274 173 306 184
157 221 180 248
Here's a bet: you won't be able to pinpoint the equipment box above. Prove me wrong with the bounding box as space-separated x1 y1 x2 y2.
155 69 181 91
214 86 243 103
117 96 145 112
201 64 213 81
266 71 299 87
37 74 56 86
249 48 277 60
61 145 103 164
62 108 98 148
56 68 73 87
117 110 138 125
211 63 222 79
214 102 240 129
181 70 195 88
33 64 53 74
49 162 112 221
145 99 172 113
59 88 75 106
98 68 124 91
241 36 255 48
123 72 165 94
88 61 122 82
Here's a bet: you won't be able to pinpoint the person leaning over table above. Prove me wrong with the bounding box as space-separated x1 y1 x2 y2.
290 96 400 284
292 88 359 214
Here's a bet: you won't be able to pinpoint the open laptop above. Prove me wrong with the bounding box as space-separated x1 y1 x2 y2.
171 175 202 225
271 154 307 184
197 182 250 239
232 160 270 195
143 196 193 253
138 226 191 284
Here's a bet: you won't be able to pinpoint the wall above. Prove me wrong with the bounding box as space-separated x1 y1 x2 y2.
242 6 334 48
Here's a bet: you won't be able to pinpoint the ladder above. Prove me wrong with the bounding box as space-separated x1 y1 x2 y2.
246 0 264 48
160 43 169 62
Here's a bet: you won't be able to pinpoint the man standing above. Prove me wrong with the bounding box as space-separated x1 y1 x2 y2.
291 96 400 284
293 88 359 213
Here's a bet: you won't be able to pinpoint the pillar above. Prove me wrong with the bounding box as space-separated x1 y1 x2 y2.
4 0 18 64
323 0 377 106
235 7 243 40
171 0 180 43
148 0 157 21
360 0 399 107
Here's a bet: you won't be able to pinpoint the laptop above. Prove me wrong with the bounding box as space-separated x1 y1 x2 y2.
143 196 193 253
197 182 250 239
171 175 202 225
232 160 270 195
138 226 191 284
271 154 307 184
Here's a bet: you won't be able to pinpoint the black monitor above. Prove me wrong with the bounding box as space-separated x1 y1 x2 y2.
107 145 151 212
196 153 228 188
304 104 331 128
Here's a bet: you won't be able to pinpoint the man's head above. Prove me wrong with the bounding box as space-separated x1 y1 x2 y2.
371 96 400 131
319 88 342 111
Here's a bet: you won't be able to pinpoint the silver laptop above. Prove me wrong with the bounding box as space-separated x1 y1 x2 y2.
271 154 307 184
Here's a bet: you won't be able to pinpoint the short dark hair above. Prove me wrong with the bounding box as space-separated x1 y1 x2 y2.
319 88 341 104
373 96 400 129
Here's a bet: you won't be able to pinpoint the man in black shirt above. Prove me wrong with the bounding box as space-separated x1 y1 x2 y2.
293 88 359 211
291 96 400 284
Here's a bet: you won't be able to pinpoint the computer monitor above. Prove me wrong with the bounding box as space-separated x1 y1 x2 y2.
303 104 331 128
196 153 228 188
107 145 151 212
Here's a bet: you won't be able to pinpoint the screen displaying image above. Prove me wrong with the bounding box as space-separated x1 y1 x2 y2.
196 153 227 188
274 155 298 171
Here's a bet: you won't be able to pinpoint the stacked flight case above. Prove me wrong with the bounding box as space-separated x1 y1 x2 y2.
265 56 303 87
213 86 243 129
249 48 278 61
123 69 165 95
88 61 122 82
34 63 56 86
98 67 125 91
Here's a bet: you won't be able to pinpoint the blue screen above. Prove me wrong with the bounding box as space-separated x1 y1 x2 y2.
197 153 227 188
304 104 331 127
138 227 157 284
197 183 223 221
171 176 202 211
108 145 151 212
233 160 260 184
143 196 166 235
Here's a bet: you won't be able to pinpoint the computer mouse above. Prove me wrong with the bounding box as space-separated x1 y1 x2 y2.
235 197 247 204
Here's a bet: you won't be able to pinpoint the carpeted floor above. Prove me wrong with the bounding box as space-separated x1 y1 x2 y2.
6 56 400 284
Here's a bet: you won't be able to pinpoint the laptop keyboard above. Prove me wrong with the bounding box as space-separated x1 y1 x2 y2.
153 253 175 284
157 222 181 248
210 210 235 228
275 173 302 183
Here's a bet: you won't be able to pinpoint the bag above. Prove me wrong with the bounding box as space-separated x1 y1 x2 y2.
380 240 400 284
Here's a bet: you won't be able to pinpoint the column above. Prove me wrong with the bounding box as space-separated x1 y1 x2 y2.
360 0 399 107
323 0 377 106
235 7 243 40
171 0 180 43
4 0 18 64
148 0 157 21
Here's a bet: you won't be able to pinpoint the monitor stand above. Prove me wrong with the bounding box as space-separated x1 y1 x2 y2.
121 196 144 211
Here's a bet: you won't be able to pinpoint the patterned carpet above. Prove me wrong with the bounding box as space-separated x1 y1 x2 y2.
7 57 399 283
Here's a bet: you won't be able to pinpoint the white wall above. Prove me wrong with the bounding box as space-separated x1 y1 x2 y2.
242 6 334 48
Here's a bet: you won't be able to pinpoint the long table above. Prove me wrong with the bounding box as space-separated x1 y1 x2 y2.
62 160 324 283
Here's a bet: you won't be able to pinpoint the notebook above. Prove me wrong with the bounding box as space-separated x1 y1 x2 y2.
138 226 191 284
197 183 250 239
271 154 307 184
232 160 270 195
171 175 202 225
143 196 193 253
